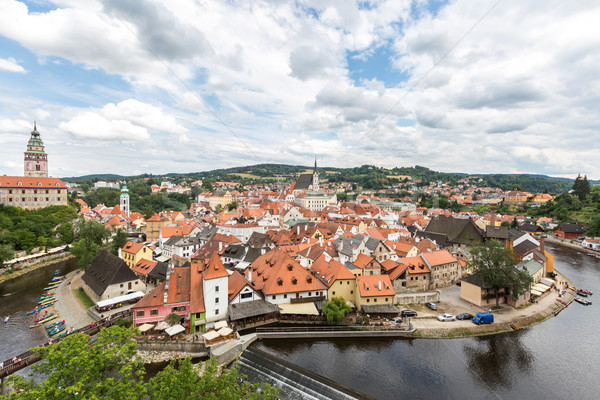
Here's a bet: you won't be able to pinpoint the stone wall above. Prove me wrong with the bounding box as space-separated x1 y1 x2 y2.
136 340 207 355
394 291 440 305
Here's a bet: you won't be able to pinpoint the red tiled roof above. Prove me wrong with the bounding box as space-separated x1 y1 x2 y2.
134 282 166 308
131 259 157 276
203 252 229 280
122 241 146 254
310 254 354 287
0 176 67 188
167 266 190 304
190 262 205 314
228 270 257 301
356 275 395 297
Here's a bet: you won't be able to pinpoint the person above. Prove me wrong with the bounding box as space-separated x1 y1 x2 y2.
1 361 4 369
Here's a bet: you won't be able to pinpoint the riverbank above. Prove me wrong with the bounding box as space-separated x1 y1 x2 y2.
0 253 74 285
406 269 576 338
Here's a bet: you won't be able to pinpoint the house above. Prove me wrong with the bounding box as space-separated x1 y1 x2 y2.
365 238 395 263
460 270 530 308
582 238 600 251
247 248 328 305
355 275 395 310
555 223 586 239
310 254 356 306
132 265 190 328
121 241 152 268
349 253 382 276
131 259 168 286
0 176 68 209
421 250 461 288
401 255 431 291
504 191 528 205
421 215 485 251
228 270 263 304
81 251 145 303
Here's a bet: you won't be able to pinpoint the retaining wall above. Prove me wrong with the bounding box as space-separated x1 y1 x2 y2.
395 291 440 304
136 341 207 354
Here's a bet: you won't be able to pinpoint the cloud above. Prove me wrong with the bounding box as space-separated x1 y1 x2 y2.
59 99 186 141
0 57 26 73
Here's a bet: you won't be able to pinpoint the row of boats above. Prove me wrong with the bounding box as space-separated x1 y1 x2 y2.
23 270 70 336
575 287 592 306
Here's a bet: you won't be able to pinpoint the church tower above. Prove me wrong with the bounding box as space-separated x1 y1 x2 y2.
310 156 319 191
120 182 130 217
24 122 48 177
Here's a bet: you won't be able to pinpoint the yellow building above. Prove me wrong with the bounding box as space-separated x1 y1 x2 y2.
209 190 233 210
310 255 357 305
121 241 152 268
355 275 395 309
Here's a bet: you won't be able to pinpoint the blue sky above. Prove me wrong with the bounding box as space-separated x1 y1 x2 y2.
0 0 600 179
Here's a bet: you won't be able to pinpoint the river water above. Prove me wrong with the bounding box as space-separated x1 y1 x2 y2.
1 249 598 399
0 258 77 368
252 246 600 400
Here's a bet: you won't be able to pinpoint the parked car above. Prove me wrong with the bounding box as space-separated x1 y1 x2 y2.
437 313 455 322
401 310 418 317
456 313 474 320
472 312 494 324
425 302 438 310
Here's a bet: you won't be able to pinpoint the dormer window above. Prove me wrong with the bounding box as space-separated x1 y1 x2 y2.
277 278 283 286
38 182 42 186
55 183 60 186
287 264 293 271
292 277 297 285
306 276 312 283
18 182 22 186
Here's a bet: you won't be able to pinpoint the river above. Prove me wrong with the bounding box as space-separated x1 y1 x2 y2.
1 249 598 399
0 258 77 372
251 246 600 400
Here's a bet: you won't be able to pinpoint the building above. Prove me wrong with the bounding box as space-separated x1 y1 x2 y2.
555 223 586 239
81 251 145 303
0 176 68 209
421 250 461 288
120 183 130 217
355 275 395 310
121 241 152 268
294 158 320 192
24 123 48 177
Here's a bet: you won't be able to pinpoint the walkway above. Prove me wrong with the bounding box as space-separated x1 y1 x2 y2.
53 270 94 330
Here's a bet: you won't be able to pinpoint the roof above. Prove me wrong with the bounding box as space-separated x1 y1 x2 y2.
425 215 485 246
228 299 279 320
190 262 205 314
0 176 67 188
400 255 431 275
294 173 314 191
148 261 168 281
133 282 166 308
517 259 544 276
461 273 494 289
122 241 146 254
249 248 327 295
557 223 586 234
81 251 139 297
166 266 190 304
278 302 319 315
131 259 157 276
310 254 355 287
356 275 395 297
203 252 229 280
421 250 457 267
228 270 257 301
513 241 539 257
486 226 509 240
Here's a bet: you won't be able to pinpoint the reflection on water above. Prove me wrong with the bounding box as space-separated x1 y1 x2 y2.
463 332 534 390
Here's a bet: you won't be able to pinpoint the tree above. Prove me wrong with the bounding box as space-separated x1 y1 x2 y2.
165 313 182 326
511 184 522 191
572 174 591 202
0 244 14 265
4 326 146 399
322 296 352 324
70 219 110 269
226 201 239 211
111 228 128 255
147 357 278 400
468 239 533 308
586 215 600 237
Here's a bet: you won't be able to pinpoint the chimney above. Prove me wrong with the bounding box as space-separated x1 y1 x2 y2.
540 236 545 254
297 226 300 234
248 268 252 283
378 280 382 291
261 248 266 255
219 242 222 252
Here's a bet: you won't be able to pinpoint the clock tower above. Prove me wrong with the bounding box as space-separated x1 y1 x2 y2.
24 122 48 177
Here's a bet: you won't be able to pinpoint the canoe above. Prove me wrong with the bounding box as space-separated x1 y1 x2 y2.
48 324 66 336
578 289 593 295
43 285 59 291
36 314 56 324
45 321 63 331
39 298 55 305
574 297 592 305
576 291 588 297
37 293 55 300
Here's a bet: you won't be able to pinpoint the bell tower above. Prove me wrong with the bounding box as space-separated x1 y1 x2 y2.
24 122 48 177
120 182 130 217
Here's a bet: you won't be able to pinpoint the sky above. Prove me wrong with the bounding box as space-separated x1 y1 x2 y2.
0 0 599 179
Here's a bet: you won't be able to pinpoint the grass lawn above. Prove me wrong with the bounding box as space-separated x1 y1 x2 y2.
75 287 95 309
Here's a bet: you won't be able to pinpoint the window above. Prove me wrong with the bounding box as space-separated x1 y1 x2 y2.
374 298 377 303
347 281 350 285
350 290 353 294
150 309 158 316
136 311 145 317
215 285 219 292
367 299 370 303
385 298 388 302
120 284 123 288
272 295 276 300
215 309 219 315
241 292 252 299
332 291 336 295
283 294 287 299
215 297 219 304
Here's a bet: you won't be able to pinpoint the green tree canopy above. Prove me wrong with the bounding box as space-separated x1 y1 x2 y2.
322 296 352 324
468 239 533 307
70 218 110 269
111 228 129 255
0 244 15 265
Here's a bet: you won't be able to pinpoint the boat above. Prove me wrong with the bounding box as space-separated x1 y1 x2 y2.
574 297 592 305
54 269 61 276
576 290 588 297
51 276 65 282
39 297 55 305
36 293 55 300
3 316 9 324
48 323 66 336
578 289 593 295
25 301 56 316
45 320 63 331
43 285 59 291
35 312 55 323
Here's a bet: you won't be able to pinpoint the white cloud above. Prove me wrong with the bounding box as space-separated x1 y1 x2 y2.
0 57 26 73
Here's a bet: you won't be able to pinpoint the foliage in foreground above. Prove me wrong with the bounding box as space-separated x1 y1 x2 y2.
322 296 352 324
1 325 278 400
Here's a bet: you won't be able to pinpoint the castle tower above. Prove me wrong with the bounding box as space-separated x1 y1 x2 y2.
120 182 130 217
24 122 48 177
310 156 319 191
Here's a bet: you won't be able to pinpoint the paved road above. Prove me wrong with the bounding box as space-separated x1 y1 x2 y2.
52 271 94 330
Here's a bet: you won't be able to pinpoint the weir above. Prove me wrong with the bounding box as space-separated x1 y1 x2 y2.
237 346 374 400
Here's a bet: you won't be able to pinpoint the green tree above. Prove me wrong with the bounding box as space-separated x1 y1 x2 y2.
468 239 533 308
572 174 591 202
226 201 239 211
3 326 146 400
0 244 14 265
322 296 352 324
111 228 129 255
70 219 110 269
165 313 182 326
586 215 600 237
147 357 278 400
511 184 522 191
